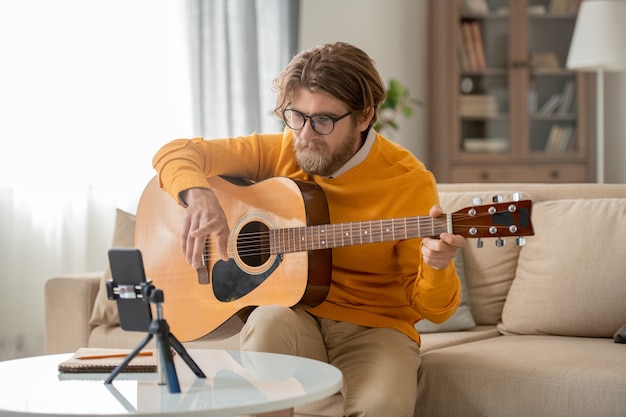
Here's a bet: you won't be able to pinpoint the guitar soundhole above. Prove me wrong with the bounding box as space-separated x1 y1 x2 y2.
238 221 270 267
212 219 281 303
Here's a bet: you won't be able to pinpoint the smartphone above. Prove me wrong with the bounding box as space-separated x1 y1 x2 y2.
107 248 153 332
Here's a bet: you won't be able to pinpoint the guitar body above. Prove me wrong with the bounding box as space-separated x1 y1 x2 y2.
135 176 332 342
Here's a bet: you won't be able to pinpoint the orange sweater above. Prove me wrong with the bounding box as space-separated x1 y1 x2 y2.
152 129 460 344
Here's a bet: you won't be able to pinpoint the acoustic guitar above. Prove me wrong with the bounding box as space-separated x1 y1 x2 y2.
135 176 534 342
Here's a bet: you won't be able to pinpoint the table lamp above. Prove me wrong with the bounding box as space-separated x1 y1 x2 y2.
566 0 626 183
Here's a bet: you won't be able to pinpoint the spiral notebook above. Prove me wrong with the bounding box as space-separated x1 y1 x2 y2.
58 347 158 373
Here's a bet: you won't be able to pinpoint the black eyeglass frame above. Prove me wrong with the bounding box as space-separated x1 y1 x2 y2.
282 108 352 135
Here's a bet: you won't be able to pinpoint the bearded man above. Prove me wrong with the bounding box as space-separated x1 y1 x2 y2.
153 42 466 417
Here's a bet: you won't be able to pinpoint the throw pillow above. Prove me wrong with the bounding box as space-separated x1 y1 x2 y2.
415 250 476 332
498 198 626 337
89 208 135 326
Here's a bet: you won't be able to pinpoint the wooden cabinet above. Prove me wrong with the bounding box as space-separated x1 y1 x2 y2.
428 0 596 183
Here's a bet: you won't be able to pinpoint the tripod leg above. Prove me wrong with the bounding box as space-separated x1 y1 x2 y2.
156 329 181 393
168 332 206 378
105 332 154 385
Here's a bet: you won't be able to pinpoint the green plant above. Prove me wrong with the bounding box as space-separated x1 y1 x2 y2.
375 78 424 133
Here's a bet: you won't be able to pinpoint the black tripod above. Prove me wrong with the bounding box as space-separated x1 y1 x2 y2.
104 284 206 393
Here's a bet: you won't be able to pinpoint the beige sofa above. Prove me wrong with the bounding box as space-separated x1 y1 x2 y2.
45 182 626 417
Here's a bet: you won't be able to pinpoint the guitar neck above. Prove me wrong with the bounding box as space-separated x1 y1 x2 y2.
270 215 451 254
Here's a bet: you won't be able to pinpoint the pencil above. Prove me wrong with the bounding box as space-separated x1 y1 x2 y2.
77 351 153 360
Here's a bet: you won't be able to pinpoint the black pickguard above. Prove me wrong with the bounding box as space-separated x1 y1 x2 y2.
212 255 283 302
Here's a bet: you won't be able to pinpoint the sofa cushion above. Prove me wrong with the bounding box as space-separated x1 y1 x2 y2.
439 191 533 325
89 208 135 326
416 251 475 332
498 198 626 337
415 335 626 417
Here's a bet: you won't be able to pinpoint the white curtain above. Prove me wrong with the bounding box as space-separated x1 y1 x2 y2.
0 0 299 360
0 0 193 359
186 0 300 137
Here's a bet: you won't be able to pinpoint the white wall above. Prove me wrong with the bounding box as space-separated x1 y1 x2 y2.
299 0 429 161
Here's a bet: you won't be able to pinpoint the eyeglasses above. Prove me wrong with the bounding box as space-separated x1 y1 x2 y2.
282 108 352 135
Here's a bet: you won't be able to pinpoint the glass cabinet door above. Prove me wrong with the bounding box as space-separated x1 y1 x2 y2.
457 0 511 157
525 0 580 157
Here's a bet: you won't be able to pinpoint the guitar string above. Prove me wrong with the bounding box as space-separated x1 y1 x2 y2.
202 212 507 259
201 211 511 262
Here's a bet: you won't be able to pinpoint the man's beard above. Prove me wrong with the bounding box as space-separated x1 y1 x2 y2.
293 130 361 177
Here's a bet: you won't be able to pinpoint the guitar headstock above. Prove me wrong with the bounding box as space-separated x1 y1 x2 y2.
451 197 534 246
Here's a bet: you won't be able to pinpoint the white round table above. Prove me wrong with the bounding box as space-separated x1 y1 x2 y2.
0 349 342 417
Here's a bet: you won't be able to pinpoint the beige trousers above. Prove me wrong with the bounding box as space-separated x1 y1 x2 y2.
240 305 421 417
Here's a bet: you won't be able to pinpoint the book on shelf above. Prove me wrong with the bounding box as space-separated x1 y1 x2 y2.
545 125 573 153
531 52 560 71
460 22 477 70
464 138 509 153
557 80 575 114
528 5 547 15
469 22 486 70
458 0 489 14
549 0 582 13
457 23 470 70
538 94 562 115
459 94 499 117
458 22 486 71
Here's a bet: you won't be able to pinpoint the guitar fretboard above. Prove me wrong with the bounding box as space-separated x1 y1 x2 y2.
270 215 451 254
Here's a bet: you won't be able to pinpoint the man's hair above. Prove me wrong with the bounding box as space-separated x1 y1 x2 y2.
274 42 386 130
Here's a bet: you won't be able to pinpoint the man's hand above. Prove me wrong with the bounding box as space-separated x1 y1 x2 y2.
421 205 467 270
180 187 230 269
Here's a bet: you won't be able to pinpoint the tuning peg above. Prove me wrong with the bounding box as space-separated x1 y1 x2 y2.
476 238 484 248
492 195 504 203
495 237 505 247
516 236 526 246
512 192 523 201
472 197 483 205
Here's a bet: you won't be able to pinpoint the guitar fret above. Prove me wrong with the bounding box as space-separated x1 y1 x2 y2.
350 223 355 246
341 223 346 246
331 224 338 248
404 218 408 240
361 223 367 244
306 226 311 250
286 227 292 252
281 227 285 253
269 229 276 254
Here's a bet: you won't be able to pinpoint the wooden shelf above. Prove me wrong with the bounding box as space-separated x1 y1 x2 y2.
428 0 595 183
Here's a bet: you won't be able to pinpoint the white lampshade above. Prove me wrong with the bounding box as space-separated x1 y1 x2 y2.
566 0 626 71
